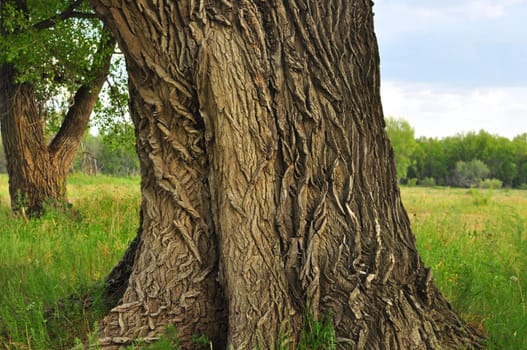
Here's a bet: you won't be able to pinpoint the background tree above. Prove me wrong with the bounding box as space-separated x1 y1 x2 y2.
411 137 450 185
73 132 103 175
488 136 517 186
385 116 417 180
0 0 115 215
453 159 490 188
97 123 138 176
512 133 527 187
384 116 527 188
88 1 483 349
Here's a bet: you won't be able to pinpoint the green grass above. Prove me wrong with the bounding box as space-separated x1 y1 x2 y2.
0 173 140 349
402 186 527 349
0 175 525 349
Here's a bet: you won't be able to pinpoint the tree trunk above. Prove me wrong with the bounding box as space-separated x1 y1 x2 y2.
0 63 58 215
0 35 114 216
89 1 484 349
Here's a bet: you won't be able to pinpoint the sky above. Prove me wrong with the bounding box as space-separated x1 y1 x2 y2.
374 0 527 139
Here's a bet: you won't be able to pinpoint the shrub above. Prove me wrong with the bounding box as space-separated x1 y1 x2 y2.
407 178 418 187
453 159 490 188
467 189 492 206
479 178 503 189
419 177 436 187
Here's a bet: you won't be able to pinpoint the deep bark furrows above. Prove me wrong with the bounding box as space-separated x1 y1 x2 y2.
270 1 481 348
99 75 226 348
88 0 484 349
197 22 301 348
90 2 227 348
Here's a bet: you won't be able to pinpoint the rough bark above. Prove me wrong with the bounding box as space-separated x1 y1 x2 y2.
0 64 56 215
89 1 484 349
0 34 114 216
96 52 228 349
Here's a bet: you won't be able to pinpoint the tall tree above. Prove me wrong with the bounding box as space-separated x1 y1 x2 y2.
385 117 417 180
513 133 527 187
88 1 483 349
0 0 114 215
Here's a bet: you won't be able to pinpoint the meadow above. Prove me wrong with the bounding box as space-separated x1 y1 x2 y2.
0 174 525 349
0 174 141 349
403 186 527 349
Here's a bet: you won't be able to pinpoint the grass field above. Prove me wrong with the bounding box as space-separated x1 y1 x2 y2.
403 186 527 349
0 174 525 349
0 174 140 349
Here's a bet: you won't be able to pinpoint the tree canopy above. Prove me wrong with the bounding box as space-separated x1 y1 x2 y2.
0 0 128 144
1 0 107 94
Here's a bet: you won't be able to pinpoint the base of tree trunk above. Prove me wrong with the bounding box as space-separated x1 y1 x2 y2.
103 221 143 306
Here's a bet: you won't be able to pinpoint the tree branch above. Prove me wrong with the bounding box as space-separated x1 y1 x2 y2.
70 11 98 20
48 28 115 166
33 0 88 31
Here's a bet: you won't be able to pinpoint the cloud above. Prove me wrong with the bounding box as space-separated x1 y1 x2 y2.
381 81 527 139
375 1 527 137
375 0 527 86
374 0 527 39
450 1 507 19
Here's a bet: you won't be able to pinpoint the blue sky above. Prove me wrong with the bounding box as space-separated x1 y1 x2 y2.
374 0 527 139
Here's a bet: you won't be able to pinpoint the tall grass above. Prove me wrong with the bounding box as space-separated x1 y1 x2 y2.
402 186 527 349
0 174 140 349
0 175 525 349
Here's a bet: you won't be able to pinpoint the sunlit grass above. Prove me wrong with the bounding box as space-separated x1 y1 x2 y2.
0 174 140 349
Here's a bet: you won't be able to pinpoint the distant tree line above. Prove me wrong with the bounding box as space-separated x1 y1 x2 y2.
3 115 526 186
385 117 527 188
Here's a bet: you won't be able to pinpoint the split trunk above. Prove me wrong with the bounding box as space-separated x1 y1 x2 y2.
0 37 113 216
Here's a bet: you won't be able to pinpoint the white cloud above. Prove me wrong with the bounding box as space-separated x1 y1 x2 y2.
374 0 527 39
381 81 527 139
453 1 507 19
375 1 527 138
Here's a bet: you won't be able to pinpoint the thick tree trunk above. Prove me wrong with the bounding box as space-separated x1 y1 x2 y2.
89 1 484 349
0 64 60 215
0 35 113 216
